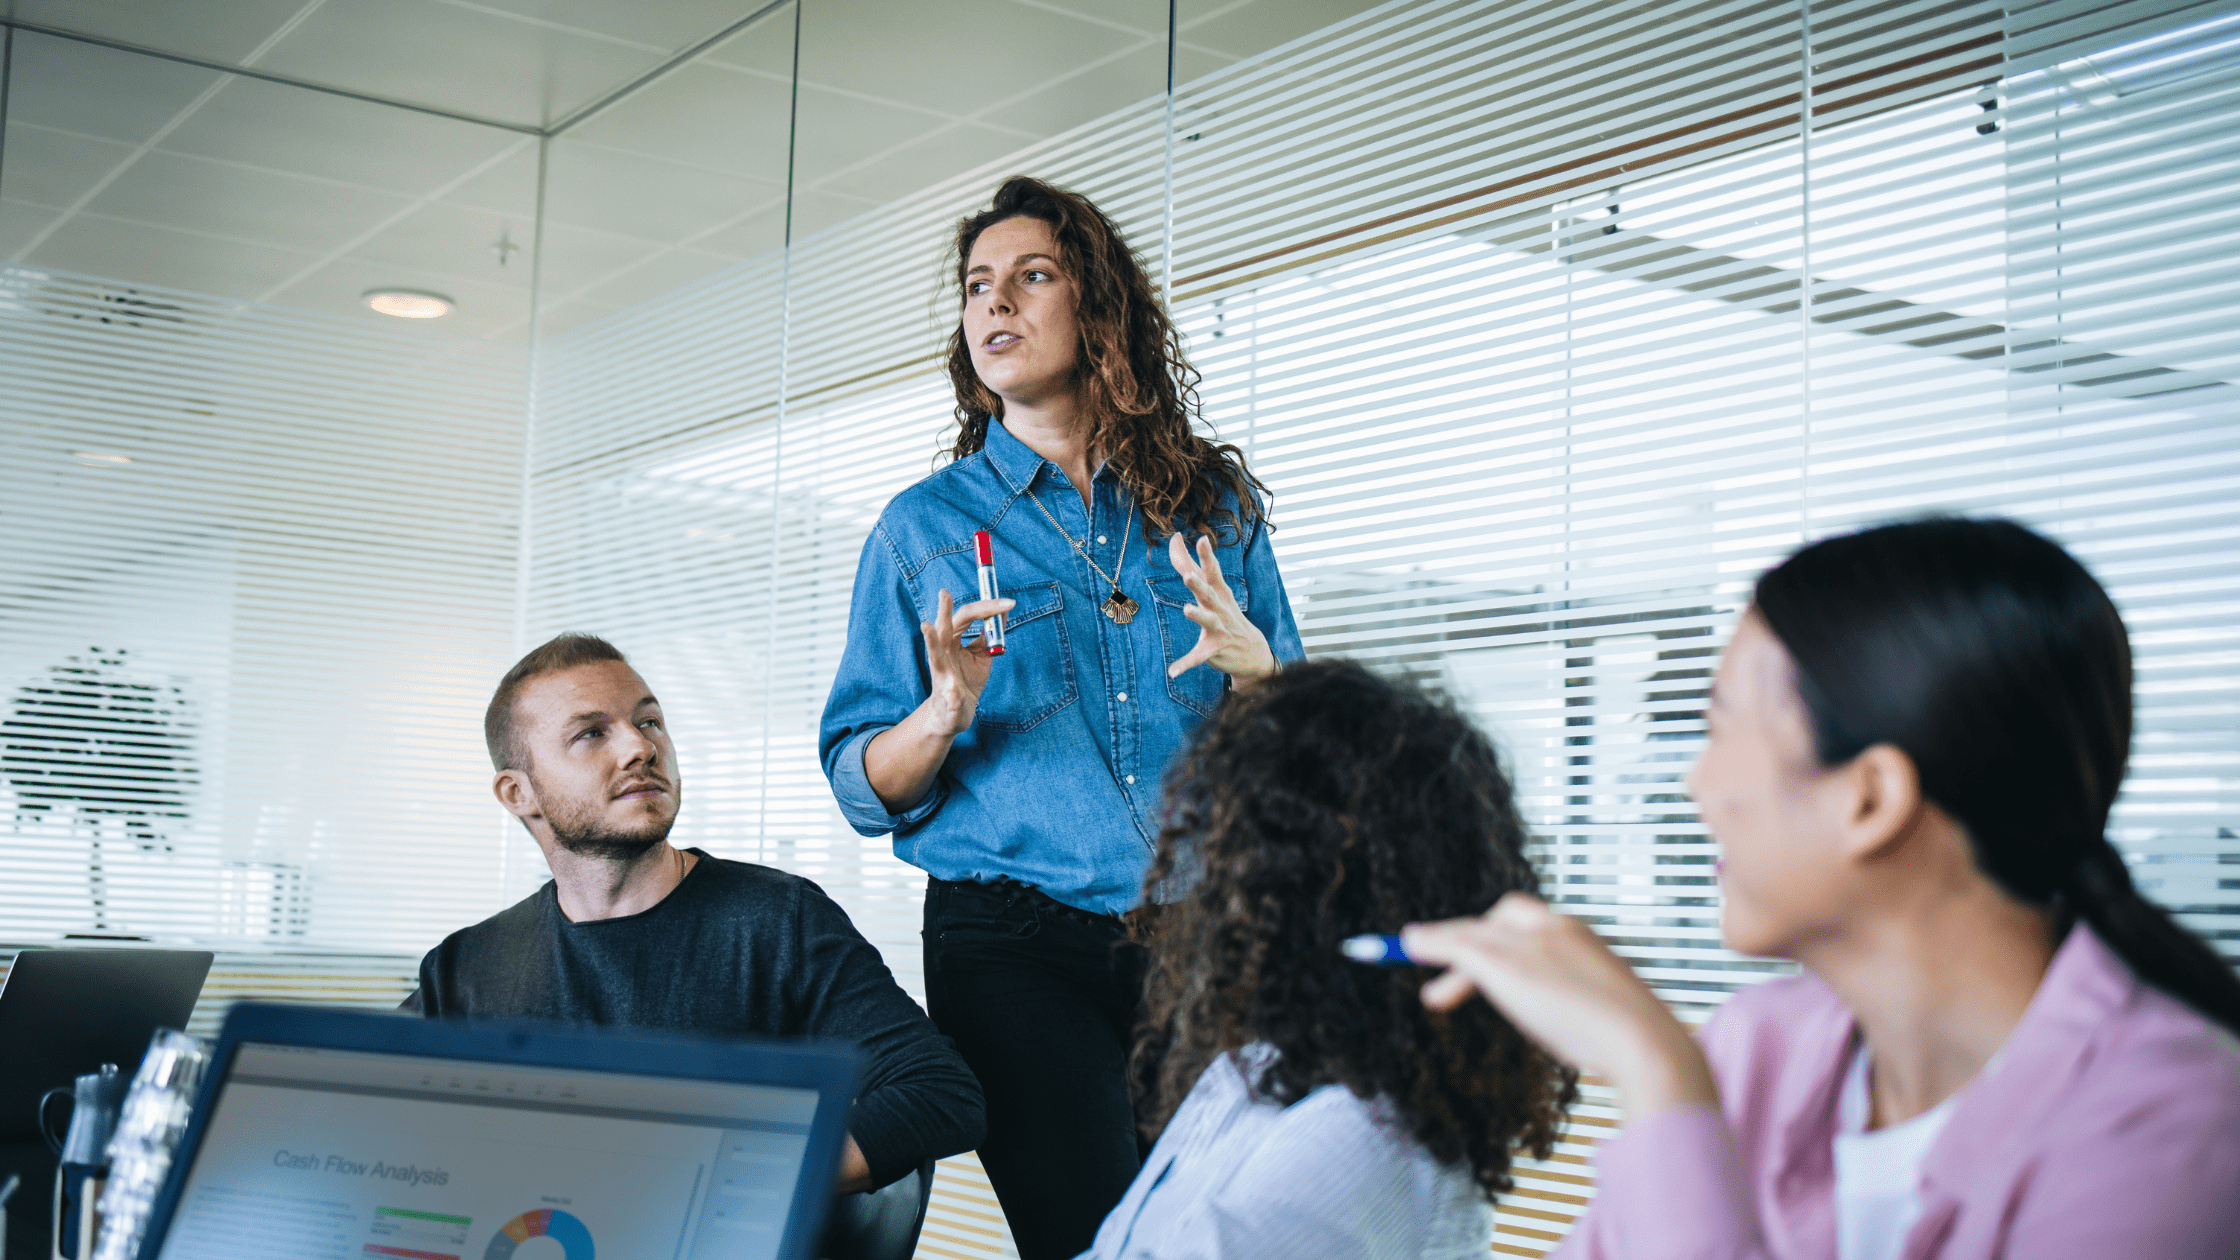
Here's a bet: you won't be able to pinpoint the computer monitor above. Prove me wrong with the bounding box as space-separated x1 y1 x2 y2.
136 1003 860 1260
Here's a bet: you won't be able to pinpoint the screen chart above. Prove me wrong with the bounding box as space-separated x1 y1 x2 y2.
152 1042 820 1260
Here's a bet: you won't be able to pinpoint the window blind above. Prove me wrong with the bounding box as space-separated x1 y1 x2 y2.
0 268 526 957
526 2 2236 1257
5 0 2232 1256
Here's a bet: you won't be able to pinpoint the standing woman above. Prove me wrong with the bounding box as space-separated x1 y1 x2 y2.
819 176 1302 1259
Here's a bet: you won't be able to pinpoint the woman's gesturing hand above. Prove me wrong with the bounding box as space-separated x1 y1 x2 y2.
1166 532 1277 683
1401 894 1718 1124
921 588 1014 735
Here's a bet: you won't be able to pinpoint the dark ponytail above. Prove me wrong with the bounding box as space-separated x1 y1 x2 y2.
1754 516 2240 1037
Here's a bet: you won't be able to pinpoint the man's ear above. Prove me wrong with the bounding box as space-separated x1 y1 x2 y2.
493 767 540 821
1838 742 1922 863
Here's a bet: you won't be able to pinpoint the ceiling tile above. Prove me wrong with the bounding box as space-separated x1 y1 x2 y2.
450 0 778 53
572 247 749 314
695 9 799 79
682 201 789 260
984 42 1169 139
784 187 890 244
542 143 777 244
786 86 955 192
262 254 534 341
15 0 314 63
563 60 793 181
250 0 668 128
1177 0 1388 65
796 0 1123 116
812 122 1042 212
1000 0 1166 37
159 78 530 198
435 147 543 219
538 296 631 339
0 198 60 259
520 220 665 298
26 213 320 298
7 31 226 147
1 124 140 211
83 150 413 256
343 200 539 291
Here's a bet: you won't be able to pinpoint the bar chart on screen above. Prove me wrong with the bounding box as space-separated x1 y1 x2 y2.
367 1205 472 1256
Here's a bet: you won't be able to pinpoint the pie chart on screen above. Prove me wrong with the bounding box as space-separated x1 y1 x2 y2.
483 1209 594 1259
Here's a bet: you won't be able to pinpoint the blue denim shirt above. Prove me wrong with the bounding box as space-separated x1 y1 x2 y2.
818 420 1304 915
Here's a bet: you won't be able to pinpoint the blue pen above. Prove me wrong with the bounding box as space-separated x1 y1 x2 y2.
1340 934 1413 965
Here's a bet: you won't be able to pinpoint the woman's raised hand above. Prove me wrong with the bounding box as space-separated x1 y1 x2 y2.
1166 532 1277 683
1401 893 1718 1123
921 588 1014 735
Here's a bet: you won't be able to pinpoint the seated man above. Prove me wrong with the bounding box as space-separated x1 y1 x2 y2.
404 633 984 1194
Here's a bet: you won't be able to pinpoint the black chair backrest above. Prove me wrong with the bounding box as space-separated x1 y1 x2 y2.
817 1158 936 1260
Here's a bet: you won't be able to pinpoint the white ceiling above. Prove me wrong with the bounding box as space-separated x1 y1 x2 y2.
0 0 1384 341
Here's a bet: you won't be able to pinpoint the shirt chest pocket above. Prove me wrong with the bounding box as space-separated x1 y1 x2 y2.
971 581 1078 732
1145 568 1251 720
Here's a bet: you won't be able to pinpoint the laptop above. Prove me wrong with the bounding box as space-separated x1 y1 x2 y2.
0 947 214 1139
135 1003 861 1260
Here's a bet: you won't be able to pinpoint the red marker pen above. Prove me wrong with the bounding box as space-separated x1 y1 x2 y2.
974 530 1007 656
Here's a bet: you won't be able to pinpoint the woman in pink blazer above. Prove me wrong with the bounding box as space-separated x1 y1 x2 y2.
1404 517 2240 1259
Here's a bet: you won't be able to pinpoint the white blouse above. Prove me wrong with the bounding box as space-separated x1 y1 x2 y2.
1833 1042 1958 1260
1078 1044 1492 1260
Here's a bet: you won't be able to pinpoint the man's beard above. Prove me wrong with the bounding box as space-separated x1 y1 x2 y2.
533 772 676 861
548 818 669 861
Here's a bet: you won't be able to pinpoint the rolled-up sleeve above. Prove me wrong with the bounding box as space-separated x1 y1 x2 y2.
1242 512 1304 664
820 526 948 836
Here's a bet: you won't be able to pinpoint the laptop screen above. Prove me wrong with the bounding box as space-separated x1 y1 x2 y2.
152 1041 824 1260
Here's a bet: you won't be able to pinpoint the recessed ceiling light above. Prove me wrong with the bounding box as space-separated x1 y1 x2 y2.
74 451 134 466
363 288 455 319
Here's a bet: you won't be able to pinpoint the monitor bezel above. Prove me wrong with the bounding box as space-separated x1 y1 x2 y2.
135 1001 861 1260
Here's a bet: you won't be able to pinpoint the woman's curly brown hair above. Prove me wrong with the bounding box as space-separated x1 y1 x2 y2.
1130 659 1577 1204
944 175 1264 542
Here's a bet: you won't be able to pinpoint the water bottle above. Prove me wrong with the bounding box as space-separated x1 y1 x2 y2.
90 1030 208 1260
37 1063 127 1260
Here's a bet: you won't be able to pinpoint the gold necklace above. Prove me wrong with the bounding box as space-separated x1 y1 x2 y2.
1022 484 1141 624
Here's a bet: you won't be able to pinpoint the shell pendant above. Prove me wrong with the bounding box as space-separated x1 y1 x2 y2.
1102 591 1141 624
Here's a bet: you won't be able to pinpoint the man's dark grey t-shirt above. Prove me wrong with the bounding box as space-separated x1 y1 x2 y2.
403 849 983 1188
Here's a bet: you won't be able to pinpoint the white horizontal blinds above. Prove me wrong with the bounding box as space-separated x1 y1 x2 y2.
756 113 1170 994
1168 0 2217 1252
526 86 1172 974
0 267 525 955
529 102 1168 1260
520 249 789 906
1168 8 1822 1250
1998 0 2240 956
1169 0 1809 307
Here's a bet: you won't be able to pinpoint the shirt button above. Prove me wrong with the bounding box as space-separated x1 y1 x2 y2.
1097 535 1107 544
1126 775 1137 784
1117 691 1128 702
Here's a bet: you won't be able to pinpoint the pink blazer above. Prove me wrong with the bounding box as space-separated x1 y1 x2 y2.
1555 925 2240 1259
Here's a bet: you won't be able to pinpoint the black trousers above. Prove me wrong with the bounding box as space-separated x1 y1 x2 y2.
923 877 1147 1260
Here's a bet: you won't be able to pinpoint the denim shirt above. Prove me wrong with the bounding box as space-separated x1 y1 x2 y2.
818 420 1304 916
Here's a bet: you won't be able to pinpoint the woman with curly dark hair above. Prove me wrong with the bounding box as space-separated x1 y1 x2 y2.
1080 659 1576 1259
818 176 1303 1257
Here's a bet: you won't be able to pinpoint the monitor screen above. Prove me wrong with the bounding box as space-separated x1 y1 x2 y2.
153 1041 822 1260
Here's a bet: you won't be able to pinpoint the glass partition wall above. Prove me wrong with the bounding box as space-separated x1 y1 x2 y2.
5 0 2237 1255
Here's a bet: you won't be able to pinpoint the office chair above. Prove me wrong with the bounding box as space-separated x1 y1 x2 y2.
818 1157 936 1260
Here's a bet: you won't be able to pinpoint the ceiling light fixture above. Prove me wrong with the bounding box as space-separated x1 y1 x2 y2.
363 288 455 319
74 451 134 466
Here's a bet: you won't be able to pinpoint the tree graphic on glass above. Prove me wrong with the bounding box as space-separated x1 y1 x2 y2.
1 648 196 931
